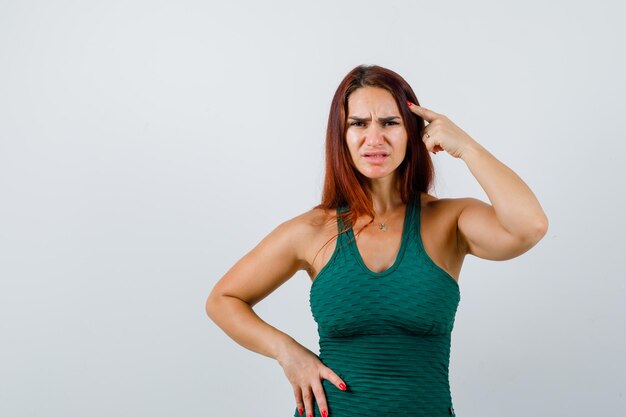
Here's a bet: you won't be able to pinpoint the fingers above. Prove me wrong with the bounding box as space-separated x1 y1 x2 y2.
299 382 328 417
311 381 329 417
406 100 439 122
293 386 304 416
314 367 348 417
320 366 347 392
422 130 444 154
293 368 346 417
301 385 315 417
422 129 435 153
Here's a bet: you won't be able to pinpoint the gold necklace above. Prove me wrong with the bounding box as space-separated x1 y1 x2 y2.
375 205 403 231
376 214 390 232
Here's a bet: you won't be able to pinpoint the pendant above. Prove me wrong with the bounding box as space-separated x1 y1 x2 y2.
379 222 387 231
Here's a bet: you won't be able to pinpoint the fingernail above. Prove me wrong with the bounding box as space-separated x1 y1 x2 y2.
339 383 346 391
407 100 412 106
322 410 328 417
298 408 303 416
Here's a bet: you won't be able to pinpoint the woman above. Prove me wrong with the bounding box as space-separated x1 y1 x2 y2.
206 64 548 417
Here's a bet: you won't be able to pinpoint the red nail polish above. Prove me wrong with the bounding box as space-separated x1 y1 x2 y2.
339 383 346 391
322 410 328 417
407 100 412 106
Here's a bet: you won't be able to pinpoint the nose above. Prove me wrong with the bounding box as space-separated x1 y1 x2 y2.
364 124 385 146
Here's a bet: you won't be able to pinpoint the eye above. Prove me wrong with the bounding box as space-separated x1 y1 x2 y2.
349 121 399 127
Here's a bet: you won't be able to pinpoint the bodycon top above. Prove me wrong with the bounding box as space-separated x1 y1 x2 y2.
292 192 461 417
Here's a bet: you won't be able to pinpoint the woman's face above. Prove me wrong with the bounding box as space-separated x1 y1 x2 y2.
345 86 407 181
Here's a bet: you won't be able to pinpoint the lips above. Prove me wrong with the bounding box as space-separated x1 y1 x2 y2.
362 151 389 157
362 153 390 164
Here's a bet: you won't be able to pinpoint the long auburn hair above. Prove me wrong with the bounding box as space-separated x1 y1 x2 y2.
310 64 435 266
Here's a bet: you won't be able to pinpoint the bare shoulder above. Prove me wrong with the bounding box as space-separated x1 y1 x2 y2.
419 193 476 281
262 207 328 268
287 206 337 274
420 192 469 218
247 206 336 273
207 206 334 307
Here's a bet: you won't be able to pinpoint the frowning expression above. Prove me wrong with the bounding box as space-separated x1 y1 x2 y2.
345 86 408 180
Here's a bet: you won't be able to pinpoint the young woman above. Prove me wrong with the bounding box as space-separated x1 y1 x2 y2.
206 64 548 417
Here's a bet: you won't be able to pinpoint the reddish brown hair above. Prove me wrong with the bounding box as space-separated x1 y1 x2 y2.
311 64 435 265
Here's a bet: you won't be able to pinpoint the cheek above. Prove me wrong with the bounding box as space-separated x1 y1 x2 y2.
345 136 359 154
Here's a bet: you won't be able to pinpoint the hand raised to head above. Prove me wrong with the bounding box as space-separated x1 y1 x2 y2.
406 101 477 159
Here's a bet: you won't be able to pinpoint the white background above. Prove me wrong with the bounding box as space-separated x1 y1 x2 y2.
1 1 624 416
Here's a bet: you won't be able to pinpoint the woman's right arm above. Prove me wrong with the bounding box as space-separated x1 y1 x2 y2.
205 218 306 362
205 215 347 417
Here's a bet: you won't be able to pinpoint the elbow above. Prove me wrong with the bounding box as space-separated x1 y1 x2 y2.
205 295 215 319
205 289 221 320
518 217 548 247
535 215 549 239
524 216 549 246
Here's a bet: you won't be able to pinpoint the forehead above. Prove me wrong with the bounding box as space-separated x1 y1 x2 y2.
347 87 398 114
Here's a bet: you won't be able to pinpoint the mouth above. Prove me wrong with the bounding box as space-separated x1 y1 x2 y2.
362 151 389 157
362 152 390 163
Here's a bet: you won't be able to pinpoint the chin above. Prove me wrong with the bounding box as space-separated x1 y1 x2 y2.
358 168 396 179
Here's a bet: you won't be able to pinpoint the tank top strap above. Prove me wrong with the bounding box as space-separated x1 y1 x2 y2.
335 204 351 245
405 192 423 255
412 192 421 228
327 204 359 264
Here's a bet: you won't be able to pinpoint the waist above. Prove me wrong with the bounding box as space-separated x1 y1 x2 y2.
317 334 454 416
320 333 451 377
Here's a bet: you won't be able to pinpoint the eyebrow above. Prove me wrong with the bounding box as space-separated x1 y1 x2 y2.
347 115 401 122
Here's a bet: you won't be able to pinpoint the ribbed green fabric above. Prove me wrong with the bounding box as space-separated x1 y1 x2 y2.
293 193 461 417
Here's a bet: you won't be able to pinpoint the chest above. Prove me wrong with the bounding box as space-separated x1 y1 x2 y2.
309 259 460 338
306 208 460 283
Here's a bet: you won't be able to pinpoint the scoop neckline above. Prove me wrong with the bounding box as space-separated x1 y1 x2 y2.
346 200 412 278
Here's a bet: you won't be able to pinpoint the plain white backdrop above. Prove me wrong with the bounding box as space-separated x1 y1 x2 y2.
1 1 624 416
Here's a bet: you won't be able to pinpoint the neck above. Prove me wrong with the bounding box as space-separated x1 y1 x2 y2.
367 177 402 216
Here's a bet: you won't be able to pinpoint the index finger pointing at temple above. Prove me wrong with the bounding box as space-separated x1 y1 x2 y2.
407 101 439 123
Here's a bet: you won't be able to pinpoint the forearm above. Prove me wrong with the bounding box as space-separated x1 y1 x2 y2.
460 140 548 236
206 295 298 362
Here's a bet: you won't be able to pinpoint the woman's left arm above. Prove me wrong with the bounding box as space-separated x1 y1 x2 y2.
408 101 549 260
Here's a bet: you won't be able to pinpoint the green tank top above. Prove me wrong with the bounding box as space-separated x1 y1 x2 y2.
293 192 461 417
